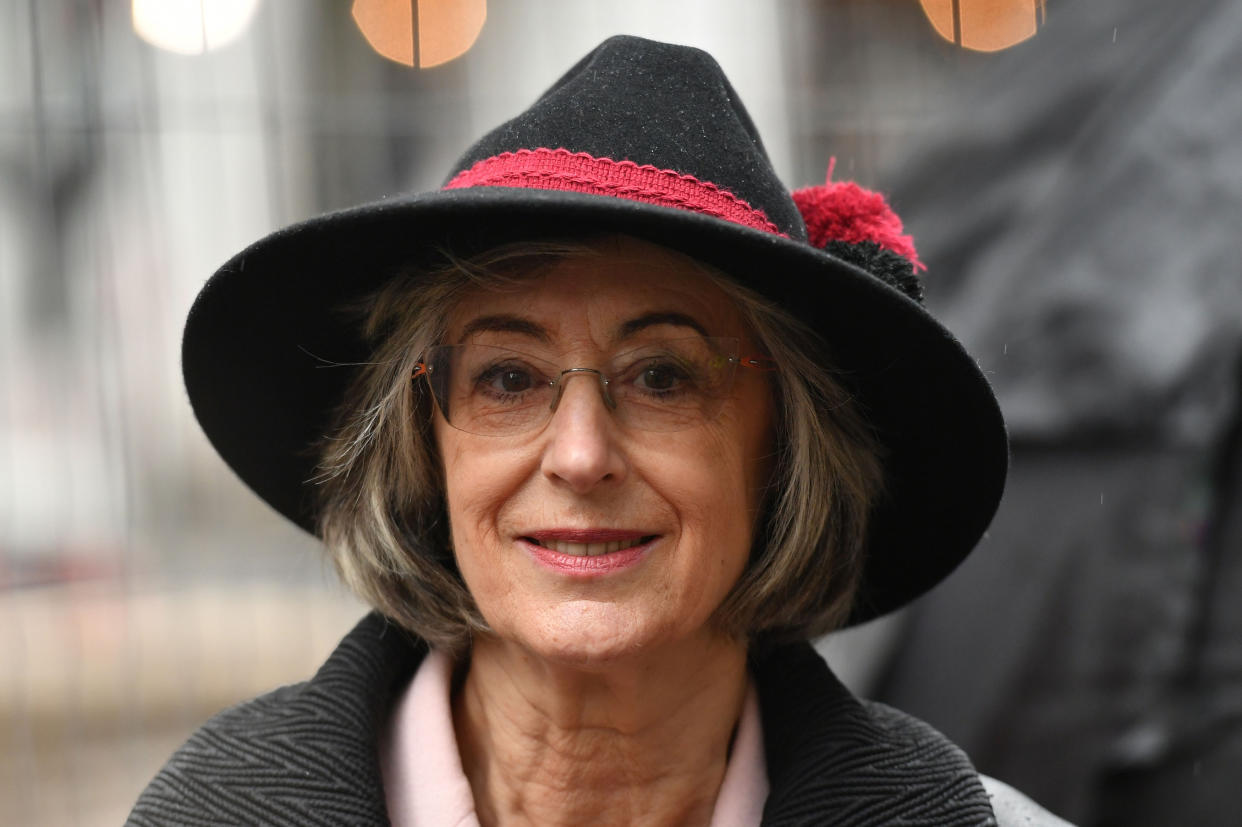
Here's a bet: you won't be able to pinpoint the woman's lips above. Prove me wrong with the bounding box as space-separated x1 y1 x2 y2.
519 531 658 575
529 535 651 557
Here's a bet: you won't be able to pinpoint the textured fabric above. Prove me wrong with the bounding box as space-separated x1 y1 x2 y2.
792 173 923 271
444 148 786 236
446 37 806 239
128 614 423 827
380 649 768 827
128 613 1002 825
753 641 998 825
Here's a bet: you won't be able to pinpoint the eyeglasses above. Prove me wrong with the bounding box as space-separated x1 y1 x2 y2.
413 337 774 436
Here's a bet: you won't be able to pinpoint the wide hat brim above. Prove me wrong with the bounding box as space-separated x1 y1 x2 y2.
184 183 1008 626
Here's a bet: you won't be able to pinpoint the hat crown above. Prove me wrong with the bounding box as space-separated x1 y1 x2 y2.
448 35 808 242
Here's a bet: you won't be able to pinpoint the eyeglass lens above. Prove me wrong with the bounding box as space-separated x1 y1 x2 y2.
423 337 742 436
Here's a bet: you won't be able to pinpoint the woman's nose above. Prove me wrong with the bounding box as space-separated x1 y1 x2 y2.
539 372 627 493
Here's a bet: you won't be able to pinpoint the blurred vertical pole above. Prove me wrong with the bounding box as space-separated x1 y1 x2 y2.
258 4 287 229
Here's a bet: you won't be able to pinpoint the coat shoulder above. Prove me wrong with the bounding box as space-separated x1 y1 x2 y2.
861 701 1075 826
981 774 1077 827
126 613 419 826
126 679 388 826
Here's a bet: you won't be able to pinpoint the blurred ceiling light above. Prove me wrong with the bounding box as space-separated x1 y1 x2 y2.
353 0 487 68
920 0 1046 52
132 0 260 55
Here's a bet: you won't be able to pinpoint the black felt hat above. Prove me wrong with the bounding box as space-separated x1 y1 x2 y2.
183 35 1007 624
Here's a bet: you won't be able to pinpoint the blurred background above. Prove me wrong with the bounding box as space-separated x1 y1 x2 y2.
3 1 1239 824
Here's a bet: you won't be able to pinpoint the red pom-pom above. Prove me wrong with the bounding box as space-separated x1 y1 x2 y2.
792 161 925 272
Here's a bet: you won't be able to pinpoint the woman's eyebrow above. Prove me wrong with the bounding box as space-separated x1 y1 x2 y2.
615 311 709 341
456 314 550 345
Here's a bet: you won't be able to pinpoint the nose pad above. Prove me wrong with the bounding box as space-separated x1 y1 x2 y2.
550 368 616 413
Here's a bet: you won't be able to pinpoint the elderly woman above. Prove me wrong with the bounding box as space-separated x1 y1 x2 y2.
129 36 1068 826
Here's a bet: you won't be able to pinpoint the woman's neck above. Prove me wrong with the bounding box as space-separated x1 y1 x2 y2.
452 632 749 827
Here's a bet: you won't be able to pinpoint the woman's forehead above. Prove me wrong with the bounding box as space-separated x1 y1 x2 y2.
444 239 746 346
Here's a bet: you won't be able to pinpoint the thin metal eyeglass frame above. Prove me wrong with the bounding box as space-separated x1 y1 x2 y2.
411 341 776 435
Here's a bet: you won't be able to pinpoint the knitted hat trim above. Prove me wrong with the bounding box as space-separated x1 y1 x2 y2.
443 147 785 236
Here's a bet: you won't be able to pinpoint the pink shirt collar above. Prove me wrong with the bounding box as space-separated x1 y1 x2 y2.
381 649 768 826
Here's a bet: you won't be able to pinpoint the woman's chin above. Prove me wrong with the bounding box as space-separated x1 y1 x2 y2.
494 601 694 669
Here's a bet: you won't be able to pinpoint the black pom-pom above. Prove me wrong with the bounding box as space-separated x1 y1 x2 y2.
824 240 925 304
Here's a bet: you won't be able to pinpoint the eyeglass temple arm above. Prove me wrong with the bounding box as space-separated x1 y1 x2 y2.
412 362 428 377
740 355 777 372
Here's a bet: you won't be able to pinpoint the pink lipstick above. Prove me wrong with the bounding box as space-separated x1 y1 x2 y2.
519 530 658 576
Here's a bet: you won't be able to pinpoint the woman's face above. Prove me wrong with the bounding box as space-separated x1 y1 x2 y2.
435 238 774 665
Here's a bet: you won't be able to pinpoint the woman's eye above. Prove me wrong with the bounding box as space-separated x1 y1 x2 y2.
636 363 686 392
473 362 540 396
493 369 532 393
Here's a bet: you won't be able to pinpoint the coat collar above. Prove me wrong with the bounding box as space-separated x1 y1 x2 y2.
129 613 995 825
752 639 996 823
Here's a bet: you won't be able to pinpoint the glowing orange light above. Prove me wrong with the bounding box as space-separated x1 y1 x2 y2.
920 0 1046 52
352 0 486 68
